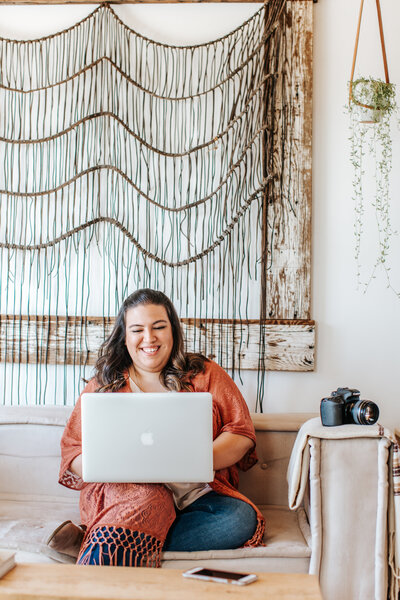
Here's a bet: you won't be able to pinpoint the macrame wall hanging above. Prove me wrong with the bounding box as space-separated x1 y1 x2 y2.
0 0 314 408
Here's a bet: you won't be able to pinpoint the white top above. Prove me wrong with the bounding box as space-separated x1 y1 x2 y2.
128 377 212 510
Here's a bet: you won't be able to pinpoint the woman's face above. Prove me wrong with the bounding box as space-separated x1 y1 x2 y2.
125 303 174 375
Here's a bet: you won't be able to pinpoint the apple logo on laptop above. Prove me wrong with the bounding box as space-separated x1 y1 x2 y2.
140 431 154 446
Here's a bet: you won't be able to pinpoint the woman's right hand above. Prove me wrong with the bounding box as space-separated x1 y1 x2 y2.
70 454 83 478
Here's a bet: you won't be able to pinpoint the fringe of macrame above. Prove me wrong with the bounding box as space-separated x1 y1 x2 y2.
0 3 277 95
0 0 288 408
77 525 163 568
243 514 265 548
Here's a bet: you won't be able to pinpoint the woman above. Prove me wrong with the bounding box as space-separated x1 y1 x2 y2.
59 288 265 567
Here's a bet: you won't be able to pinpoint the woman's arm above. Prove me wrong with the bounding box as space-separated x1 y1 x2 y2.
59 395 85 489
213 432 254 471
195 361 257 472
60 380 99 489
70 454 83 478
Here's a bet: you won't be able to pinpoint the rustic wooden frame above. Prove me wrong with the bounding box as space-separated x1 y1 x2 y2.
0 0 314 372
0 315 315 372
263 0 313 321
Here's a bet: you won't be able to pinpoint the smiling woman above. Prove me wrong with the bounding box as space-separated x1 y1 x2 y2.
92 289 207 394
57 288 264 567
125 304 174 390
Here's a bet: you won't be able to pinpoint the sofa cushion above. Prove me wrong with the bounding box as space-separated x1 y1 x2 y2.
162 505 310 561
162 506 311 573
239 431 299 507
0 407 75 501
0 497 81 562
0 406 72 426
0 500 310 567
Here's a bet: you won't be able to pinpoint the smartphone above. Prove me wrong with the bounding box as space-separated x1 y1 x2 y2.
183 566 257 586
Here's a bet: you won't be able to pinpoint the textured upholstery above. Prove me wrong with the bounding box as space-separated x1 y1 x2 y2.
288 417 397 600
310 437 390 600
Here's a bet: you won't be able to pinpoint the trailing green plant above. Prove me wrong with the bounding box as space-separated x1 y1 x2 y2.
350 76 396 121
347 77 399 298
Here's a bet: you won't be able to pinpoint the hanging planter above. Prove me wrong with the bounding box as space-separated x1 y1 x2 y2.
350 76 396 123
347 0 399 297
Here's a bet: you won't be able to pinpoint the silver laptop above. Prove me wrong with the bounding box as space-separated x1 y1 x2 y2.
81 392 213 483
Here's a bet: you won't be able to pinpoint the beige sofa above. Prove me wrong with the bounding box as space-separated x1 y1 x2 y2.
0 406 394 599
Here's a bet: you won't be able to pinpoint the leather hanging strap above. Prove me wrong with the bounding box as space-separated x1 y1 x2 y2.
349 0 390 107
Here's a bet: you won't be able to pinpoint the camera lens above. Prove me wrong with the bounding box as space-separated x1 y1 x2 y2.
348 399 379 425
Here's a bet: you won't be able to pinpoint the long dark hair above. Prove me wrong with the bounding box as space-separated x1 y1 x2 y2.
93 289 207 392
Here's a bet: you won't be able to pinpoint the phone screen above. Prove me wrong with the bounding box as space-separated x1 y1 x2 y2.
191 568 248 581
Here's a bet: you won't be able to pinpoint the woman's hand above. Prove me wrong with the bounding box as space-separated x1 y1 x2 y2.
212 432 254 471
70 454 83 478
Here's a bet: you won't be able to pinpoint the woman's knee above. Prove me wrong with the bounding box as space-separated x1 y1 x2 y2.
217 497 257 545
164 494 258 551
194 493 257 536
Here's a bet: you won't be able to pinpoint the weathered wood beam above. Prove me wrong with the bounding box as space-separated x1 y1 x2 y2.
262 1 313 320
0 314 315 371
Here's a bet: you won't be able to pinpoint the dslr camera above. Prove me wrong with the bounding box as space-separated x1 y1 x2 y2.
320 387 379 426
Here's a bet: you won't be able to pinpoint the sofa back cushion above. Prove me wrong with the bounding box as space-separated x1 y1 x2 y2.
239 430 299 506
0 406 76 502
239 414 314 506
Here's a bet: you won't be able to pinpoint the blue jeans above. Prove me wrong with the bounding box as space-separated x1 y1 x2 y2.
163 491 257 551
79 491 257 565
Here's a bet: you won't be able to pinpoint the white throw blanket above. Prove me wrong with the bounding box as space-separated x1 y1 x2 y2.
287 417 400 600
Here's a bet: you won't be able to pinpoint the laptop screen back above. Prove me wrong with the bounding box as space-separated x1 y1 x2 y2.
81 392 213 483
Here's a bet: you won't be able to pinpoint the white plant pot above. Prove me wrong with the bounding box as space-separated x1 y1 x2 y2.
354 105 383 124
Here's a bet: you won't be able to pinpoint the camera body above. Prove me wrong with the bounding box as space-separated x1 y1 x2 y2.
320 387 379 427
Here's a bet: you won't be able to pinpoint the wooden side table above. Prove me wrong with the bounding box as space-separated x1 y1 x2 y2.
0 564 322 600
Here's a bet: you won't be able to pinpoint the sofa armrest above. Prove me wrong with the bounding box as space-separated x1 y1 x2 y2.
307 436 390 600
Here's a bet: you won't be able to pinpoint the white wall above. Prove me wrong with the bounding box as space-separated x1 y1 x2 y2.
0 1 399 427
262 0 400 427
260 0 398 430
